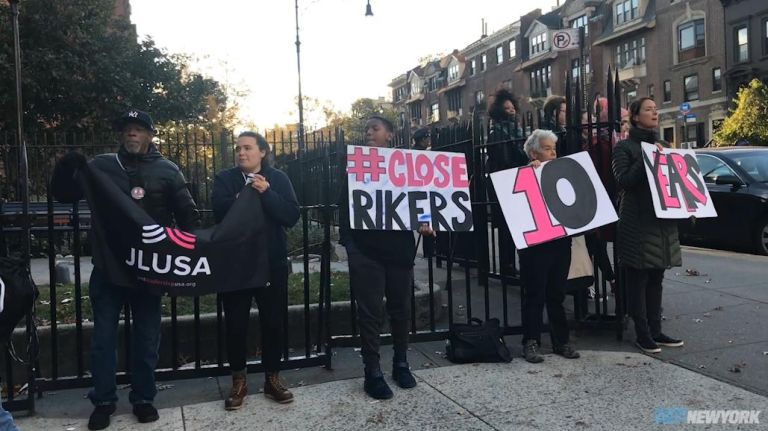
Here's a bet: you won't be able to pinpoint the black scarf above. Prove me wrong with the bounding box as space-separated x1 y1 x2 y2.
628 127 659 144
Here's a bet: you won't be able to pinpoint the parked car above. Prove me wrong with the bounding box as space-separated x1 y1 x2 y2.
678 147 768 255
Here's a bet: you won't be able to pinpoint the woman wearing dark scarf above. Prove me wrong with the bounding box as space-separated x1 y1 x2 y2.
612 97 684 354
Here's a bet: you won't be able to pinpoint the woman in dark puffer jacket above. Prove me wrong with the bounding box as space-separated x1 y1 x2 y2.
612 97 684 354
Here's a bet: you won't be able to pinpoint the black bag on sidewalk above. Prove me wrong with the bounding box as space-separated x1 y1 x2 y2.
445 318 512 363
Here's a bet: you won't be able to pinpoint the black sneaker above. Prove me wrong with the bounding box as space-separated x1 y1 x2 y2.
653 333 684 347
363 369 394 400
392 362 417 389
523 340 544 363
132 403 159 423
635 337 662 354
88 404 116 430
553 344 581 359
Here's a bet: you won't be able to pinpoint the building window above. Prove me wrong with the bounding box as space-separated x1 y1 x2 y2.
430 103 439 123
481 53 487 71
763 19 768 56
678 19 705 62
475 90 485 106
571 15 589 36
447 90 462 117
616 37 646 68
530 32 548 56
616 0 639 26
571 58 580 80
648 84 655 100
496 45 504 64
684 74 699 101
448 64 460 82
663 80 672 102
427 76 438 92
410 103 422 124
509 39 517 58
530 65 552 98
626 88 637 105
735 25 749 63
411 79 421 96
469 59 476 76
502 79 512 89
712 67 722 92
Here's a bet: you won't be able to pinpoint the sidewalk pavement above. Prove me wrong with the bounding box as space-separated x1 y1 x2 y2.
14 346 767 430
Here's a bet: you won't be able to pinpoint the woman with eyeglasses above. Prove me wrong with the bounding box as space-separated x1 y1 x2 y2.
612 97 684 354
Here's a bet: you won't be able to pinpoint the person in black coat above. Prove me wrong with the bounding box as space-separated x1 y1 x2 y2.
51 109 200 430
212 131 300 409
339 116 434 400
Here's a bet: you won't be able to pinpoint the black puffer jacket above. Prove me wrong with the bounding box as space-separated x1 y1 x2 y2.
612 127 682 269
52 144 201 276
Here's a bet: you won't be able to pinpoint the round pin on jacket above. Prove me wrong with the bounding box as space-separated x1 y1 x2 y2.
131 186 146 200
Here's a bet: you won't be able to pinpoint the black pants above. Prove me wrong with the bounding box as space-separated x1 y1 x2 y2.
346 244 412 370
223 266 287 373
625 267 665 340
519 238 571 347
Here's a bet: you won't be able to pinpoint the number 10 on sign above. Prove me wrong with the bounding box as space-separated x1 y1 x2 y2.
489 152 618 249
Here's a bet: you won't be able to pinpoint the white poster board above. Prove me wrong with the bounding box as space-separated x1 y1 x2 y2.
347 145 473 231
489 151 617 249
640 142 717 219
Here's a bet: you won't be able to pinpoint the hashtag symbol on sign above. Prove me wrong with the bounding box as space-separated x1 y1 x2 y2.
347 147 386 182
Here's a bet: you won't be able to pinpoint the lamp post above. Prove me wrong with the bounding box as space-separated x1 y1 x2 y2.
8 0 30 264
293 0 373 154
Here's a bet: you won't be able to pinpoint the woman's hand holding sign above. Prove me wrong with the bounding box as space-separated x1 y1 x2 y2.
418 223 436 237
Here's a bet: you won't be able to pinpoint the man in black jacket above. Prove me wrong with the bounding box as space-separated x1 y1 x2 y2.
51 109 200 430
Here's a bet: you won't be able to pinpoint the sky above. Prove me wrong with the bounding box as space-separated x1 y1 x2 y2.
130 0 560 129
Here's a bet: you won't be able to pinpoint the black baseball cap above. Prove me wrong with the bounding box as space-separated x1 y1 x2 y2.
113 109 156 133
413 127 430 141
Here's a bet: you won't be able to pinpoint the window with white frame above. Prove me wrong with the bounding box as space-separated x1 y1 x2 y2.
410 103 422 123
496 45 504 64
571 15 588 36
469 58 476 76
712 67 722 92
509 39 517 58
481 53 487 71
530 32 548 56
616 0 639 26
448 63 460 82
410 79 421 96
616 36 646 68
430 103 439 123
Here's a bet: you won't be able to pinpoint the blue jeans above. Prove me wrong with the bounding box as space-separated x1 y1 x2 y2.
88 268 161 406
0 403 17 431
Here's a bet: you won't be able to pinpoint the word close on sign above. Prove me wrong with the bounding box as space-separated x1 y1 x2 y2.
347 145 473 231
490 152 617 249
641 142 717 219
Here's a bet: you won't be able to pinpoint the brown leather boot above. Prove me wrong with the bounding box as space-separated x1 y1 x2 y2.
264 372 294 404
224 374 247 410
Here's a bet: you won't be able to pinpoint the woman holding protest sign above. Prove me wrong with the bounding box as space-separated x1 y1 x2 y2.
612 97 684 354
518 129 581 364
212 131 300 409
339 115 435 400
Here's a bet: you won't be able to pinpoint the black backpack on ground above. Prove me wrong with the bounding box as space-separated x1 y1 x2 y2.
446 318 512 363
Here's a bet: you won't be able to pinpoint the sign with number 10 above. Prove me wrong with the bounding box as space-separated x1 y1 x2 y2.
490 152 618 249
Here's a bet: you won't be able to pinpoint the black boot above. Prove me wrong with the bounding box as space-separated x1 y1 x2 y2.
363 367 393 400
392 352 417 389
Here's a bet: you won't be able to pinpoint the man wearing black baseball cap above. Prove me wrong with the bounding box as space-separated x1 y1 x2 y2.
52 108 200 430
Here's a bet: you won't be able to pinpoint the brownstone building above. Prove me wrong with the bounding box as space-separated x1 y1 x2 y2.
720 0 768 102
388 0 730 148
